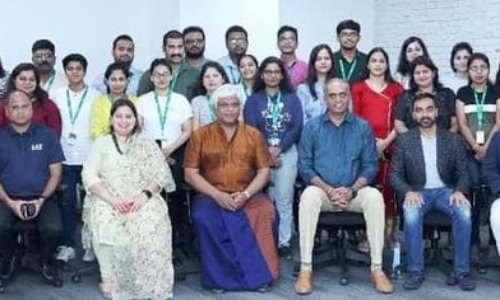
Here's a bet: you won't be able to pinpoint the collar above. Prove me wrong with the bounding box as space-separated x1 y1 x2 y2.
6 123 36 136
280 56 298 69
338 49 362 62
183 57 208 69
321 111 354 125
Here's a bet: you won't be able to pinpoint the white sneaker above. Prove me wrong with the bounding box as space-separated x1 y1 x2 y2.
82 248 96 262
56 246 76 262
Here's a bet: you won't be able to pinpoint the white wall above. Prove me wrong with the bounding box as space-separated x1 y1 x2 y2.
280 0 375 60
374 0 500 79
0 0 376 82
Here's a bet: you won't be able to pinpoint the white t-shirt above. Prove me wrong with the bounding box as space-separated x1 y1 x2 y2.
136 91 192 145
421 135 446 189
52 85 100 165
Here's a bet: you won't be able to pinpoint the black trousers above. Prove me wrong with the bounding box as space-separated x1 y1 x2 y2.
156 141 193 246
0 196 63 264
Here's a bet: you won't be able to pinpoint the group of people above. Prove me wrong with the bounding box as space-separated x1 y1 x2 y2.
0 18 500 300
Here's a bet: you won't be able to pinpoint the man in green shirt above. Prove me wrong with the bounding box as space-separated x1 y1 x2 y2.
137 30 199 101
332 19 367 84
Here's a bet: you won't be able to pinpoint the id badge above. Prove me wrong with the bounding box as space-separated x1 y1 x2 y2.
268 138 280 147
66 132 77 146
476 130 485 144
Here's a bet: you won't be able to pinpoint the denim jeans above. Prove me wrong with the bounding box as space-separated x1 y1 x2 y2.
404 187 471 273
268 145 298 247
61 164 83 247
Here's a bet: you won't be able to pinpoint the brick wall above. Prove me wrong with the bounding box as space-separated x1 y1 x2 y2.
374 0 500 80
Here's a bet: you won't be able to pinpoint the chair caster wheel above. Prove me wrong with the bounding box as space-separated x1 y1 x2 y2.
53 278 63 287
71 275 81 283
340 277 349 286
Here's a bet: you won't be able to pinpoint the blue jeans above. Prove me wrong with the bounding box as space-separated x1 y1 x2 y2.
268 145 298 247
61 165 83 246
404 187 471 274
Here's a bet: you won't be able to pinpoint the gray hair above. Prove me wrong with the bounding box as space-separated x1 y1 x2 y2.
212 84 241 108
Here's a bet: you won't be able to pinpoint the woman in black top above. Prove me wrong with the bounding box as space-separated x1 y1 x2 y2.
394 56 457 134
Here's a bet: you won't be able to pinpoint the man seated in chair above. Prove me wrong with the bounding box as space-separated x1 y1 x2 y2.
184 84 279 292
389 92 475 291
295 78 392 295
0 90 64 282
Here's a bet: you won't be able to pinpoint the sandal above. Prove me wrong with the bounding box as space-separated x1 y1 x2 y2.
98 280 113 299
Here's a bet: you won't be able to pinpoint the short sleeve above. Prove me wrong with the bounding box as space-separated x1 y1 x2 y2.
183 131 202 169
252 130 271 169
46 129 65 165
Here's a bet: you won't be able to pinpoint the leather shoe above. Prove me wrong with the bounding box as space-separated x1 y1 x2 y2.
294 270 313 295
371 270 394 294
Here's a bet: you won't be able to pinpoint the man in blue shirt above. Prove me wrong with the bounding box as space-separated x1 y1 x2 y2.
295 78 392 295
0 90 65 282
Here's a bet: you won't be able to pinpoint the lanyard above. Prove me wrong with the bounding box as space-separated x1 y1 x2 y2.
170 71 179 91
206 95 216 122
154 90 173 133
229 67 241 84
474 90 487 129
43 70 56 92
266 91 282 130
154 73 178 134
66 86 88 127
339 59 357 82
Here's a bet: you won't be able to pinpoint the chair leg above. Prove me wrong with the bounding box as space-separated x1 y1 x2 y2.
338 230 350 286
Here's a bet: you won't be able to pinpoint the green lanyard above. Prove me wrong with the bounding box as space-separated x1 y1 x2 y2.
154 72 179 134
66 86 88 127
474 90 487 130
266 91 282 131
154 90 174 134
43 70 56 92
229 67 241 84
339 59 357 82
206 95 216 122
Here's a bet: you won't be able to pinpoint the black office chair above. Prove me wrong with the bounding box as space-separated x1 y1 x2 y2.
293 181 369 286
1 219 64 289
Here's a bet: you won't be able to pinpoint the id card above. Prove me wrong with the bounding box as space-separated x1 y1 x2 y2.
476 130 485 144
66 132 77 146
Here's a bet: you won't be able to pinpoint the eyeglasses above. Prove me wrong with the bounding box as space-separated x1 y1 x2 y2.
152 72 171 79
185 38 204 46
469 66 488 73
229 37 247 44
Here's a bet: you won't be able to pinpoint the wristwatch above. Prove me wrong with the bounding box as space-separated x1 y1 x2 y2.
349 187 358 199
142 189 153 199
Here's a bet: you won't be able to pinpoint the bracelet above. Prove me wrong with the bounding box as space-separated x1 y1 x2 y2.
141 189 153 199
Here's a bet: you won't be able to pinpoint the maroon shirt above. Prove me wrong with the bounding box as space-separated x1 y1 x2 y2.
0 98 62 138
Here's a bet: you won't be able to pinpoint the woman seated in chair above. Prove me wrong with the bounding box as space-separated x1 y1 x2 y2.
82 99 175 300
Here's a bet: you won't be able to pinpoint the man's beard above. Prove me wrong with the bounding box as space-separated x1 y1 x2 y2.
185 48 205 59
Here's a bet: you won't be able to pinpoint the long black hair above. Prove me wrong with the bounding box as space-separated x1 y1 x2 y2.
396 36 430 77
306 44 335 100
0 55 5 78
362 47 395 83
7 63 48 103
196 61 228 96
253 56 293 93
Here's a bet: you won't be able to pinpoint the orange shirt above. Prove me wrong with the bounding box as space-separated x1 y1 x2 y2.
184 122 270 192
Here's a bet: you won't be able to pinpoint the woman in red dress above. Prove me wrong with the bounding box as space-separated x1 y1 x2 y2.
352 47 403 236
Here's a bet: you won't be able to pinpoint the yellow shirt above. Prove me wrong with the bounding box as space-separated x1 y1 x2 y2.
90 95 138 140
